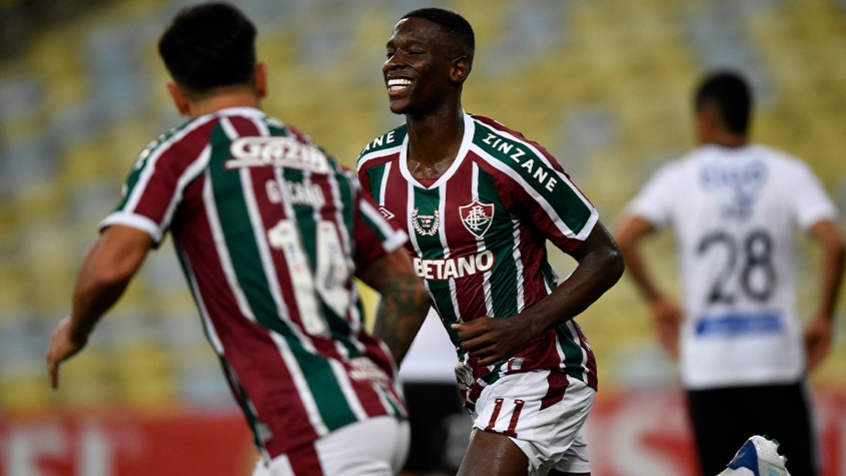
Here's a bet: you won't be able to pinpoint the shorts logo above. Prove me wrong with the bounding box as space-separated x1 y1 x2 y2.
378 205 395 220
411 208 440 236
459 200 495 238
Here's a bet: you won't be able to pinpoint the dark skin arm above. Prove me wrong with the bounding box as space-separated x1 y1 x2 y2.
47 225 153 389
804 219 845 372
614 214 683 358
451 221 624 366
357 248 430 366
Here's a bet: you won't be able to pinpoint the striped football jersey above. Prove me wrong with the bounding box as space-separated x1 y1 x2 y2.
102 107 408 460
358 112 599 406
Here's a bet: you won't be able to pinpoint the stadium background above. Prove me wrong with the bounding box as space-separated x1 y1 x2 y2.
1 0 845 474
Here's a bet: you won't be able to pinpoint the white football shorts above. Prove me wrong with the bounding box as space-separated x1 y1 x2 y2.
252 415 410 476
470 370 595 476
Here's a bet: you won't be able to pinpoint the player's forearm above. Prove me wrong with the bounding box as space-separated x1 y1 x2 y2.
615 229 664 304
810 220 846 319
523 224 624 334
358 249 430 365
525 244 624 335
620 245 665 303
69 274 130 343
818 237 845 319
67 227 151 343
67 244 134 343
372 273 430 365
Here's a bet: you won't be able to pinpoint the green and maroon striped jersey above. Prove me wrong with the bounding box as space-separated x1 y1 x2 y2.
102 107 408 461
358 113 599 405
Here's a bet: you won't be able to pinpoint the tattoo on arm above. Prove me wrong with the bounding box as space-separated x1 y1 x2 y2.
366 257 429 366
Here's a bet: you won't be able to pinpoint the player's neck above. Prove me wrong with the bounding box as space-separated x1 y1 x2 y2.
700 130 748 149
187 91 262 118
405 107 465 179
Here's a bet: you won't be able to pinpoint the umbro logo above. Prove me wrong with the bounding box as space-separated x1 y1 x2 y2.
378 206 394 220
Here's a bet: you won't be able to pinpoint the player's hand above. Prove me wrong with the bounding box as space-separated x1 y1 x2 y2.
46 316 88 389
451 316 533 366
804 314 833 374
650 297 682 360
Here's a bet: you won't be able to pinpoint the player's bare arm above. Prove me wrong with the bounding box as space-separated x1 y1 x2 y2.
453 222 623 366
47 225 152 389
804 219 845 372
614 214 683 358
357 248 429 366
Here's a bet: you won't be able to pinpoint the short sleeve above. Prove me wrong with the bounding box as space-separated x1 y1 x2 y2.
499 164 599 254
353 192 408 267
790 162 839 230
626 163 679 229
99 122 213 245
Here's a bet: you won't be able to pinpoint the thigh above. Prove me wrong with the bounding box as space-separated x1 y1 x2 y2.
257 416 410 476
457 428 529 476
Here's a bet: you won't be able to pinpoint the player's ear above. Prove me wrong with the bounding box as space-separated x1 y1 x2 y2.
450 56 471 85
166 82 191 116
254 62 268 99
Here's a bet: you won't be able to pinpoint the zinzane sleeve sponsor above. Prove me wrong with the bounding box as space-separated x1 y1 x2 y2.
99 124 212 245
471 120 598 253
490 152 598 253
352 192 408 268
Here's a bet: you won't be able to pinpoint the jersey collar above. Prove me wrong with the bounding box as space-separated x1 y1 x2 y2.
399 111 475 189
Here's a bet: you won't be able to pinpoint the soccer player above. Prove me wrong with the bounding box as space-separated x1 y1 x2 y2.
357 8 624 476
45 3 430 475
615 71 845 476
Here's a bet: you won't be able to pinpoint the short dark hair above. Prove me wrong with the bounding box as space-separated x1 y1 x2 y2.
695 71 752 135
402 7 475 67
158 2 257 97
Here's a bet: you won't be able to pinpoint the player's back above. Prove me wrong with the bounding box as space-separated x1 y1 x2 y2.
637 143 832 388
108 107 407 458
666 144 813 315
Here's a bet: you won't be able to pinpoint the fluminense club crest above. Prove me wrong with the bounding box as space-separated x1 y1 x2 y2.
411 207 440 236
459 200 494 238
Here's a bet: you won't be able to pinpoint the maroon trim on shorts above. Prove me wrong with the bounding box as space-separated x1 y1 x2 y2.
540 370 570 410
288 442 324 476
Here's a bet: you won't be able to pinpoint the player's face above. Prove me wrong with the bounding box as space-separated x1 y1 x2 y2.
383 17 457 116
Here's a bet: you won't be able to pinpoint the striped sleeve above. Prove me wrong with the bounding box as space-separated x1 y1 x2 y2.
99 118 216 244
470 119 598 252
353 191 408 268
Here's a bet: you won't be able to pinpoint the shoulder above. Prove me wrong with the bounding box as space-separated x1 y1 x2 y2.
131 115 222 171
748 143 815 175
466 114 560 175
357 124 407 170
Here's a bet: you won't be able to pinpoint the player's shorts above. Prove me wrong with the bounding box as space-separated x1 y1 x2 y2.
252 416 410 476
470 370 595 476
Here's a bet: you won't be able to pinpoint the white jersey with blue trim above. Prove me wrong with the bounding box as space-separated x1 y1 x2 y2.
628 143 838 389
